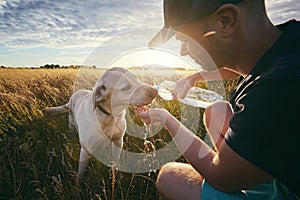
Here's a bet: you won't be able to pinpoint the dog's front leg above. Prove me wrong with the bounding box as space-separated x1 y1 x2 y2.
111 138 123 167
78 147 90 177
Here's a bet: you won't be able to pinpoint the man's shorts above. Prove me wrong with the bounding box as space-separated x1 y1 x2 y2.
202 179 299 200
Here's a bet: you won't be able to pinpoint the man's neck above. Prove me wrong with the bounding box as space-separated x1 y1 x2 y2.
231 19 282 76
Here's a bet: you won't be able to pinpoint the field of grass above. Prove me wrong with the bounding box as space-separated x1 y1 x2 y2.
0 67 238 199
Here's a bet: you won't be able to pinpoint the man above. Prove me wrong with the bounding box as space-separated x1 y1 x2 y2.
138 0 300 199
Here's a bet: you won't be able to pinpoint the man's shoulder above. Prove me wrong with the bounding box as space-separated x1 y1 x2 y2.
267 20 300 79
277 20 300 48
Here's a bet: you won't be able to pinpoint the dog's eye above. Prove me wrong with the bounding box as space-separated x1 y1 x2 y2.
101 85 107 91
121 84 131 91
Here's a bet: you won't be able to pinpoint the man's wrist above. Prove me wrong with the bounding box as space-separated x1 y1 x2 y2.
164 113 181 137
190 72 204 85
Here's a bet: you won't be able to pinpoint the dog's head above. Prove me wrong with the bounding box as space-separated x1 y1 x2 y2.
92 67 157 116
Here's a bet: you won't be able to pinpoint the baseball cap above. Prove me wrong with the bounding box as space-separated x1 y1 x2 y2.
148 0 242 48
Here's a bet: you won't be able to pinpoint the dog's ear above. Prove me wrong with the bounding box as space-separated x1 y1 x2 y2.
92 81 109 109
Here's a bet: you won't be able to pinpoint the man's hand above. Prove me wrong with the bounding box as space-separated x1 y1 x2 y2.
173 76 194 100
137 108 169 126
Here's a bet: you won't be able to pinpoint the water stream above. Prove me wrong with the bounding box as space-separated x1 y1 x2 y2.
143 125 157 176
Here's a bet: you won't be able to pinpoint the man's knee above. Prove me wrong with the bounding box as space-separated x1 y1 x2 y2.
156 162 175 194
156 162 203 199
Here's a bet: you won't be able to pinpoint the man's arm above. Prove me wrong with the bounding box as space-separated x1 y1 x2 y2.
140 109 273 192
190 67 240 83
174 68 240 99
163 112 272 192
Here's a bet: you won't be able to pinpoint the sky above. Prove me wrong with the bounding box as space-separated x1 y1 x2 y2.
0 0 299 68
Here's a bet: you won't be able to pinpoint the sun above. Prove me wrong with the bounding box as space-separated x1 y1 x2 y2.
107 48 196 69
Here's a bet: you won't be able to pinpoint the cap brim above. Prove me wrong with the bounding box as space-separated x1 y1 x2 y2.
148 26 182 48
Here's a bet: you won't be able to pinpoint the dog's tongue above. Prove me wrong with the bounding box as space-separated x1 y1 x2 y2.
135 106 149 113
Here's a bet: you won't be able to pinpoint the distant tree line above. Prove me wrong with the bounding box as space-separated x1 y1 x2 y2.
40 64 81 69
39 64 97 69
1 65 188 70
0 65 98 69
40 64 61 69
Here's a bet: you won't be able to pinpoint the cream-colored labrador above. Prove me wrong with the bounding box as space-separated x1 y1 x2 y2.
44 67 157 176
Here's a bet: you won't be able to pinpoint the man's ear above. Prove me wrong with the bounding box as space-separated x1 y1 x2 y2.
215 4 240 37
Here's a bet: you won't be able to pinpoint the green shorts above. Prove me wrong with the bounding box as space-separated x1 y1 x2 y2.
202 179 299 200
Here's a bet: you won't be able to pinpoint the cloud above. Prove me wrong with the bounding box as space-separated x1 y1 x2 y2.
1 0 299 49
0 0 162 49
265 0 300 24
0 0 299 67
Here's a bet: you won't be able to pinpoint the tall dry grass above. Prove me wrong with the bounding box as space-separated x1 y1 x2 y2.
0 67 238 199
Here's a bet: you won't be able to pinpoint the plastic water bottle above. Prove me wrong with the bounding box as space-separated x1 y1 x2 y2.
154 80 176 101
154 80 223 108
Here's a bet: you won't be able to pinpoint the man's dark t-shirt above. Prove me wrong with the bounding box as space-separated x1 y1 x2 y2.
225 20 300 197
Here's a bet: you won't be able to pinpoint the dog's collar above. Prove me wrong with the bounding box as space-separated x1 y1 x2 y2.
96 104 111 115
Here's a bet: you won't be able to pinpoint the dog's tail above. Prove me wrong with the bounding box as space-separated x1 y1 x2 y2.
43 103 70 116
